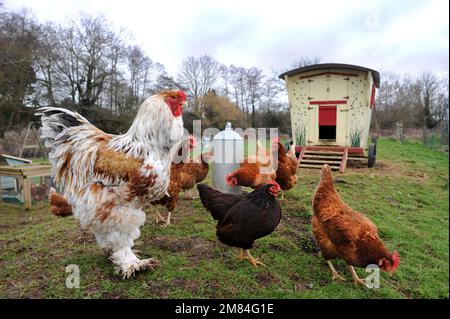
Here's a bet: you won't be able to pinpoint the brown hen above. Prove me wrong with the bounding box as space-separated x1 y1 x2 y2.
312 165 400 285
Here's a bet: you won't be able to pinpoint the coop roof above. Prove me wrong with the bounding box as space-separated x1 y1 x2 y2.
0 154 32 165
279 63 380 88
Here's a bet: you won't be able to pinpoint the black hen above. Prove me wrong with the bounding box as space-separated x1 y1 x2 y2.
197 181 282 267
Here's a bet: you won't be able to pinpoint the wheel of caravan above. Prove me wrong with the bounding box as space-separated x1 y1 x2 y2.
368 143 376 168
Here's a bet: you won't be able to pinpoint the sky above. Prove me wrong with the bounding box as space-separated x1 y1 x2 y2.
4 0 449 78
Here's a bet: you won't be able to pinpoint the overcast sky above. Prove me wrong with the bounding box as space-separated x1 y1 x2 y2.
4 0 449 78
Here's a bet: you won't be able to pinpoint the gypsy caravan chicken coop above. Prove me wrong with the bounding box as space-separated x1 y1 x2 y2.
279 63 380 172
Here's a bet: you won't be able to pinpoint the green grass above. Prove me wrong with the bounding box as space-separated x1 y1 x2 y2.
0 138 448 299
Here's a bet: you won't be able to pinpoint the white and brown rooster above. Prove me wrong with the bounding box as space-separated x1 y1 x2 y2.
37 90 187 278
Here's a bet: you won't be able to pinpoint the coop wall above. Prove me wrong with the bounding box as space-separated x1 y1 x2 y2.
286 68 373 149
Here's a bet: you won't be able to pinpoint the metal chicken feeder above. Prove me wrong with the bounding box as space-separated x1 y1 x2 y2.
212 122 244 194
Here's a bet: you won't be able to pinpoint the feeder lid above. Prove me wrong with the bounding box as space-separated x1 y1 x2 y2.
213 122 243 140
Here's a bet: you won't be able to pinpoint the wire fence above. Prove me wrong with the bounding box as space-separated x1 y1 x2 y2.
375 121 449 154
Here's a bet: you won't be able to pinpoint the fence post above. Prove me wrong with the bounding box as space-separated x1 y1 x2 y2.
395 122 403 141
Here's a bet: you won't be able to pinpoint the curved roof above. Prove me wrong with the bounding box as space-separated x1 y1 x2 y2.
279 63 380 88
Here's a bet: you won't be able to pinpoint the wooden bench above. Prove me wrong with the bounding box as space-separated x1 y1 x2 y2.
0 164 52 210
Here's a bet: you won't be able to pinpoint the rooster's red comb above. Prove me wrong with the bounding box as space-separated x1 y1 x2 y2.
177 90 187 101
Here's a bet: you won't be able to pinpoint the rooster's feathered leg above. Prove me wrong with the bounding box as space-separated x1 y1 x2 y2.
93 205 160 278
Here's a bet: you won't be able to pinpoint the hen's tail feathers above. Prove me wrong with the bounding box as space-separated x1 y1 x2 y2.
49 187 73 217
35 107 91 148
320 164 334 185
197 184 223 220
197 184 242 221
319 164 336 191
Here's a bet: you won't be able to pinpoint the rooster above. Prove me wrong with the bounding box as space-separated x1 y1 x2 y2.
226 140 276 189
312 165 400 285
197 181 282 267
272 139 297 199
37 90 186 278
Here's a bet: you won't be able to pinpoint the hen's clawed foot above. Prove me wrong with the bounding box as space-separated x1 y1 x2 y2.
237 249 246 260
327 260 346 282
160 212 172 228
331 272 347 282
348 265 367 286
245 250 266 267
153 210 166 224
353 277 366 286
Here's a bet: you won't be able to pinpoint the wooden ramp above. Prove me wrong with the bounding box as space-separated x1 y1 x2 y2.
297 146 369 173
298 148 347 173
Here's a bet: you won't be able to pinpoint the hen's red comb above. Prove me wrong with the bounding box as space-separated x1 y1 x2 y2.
267 180 280 188
391 251 401 271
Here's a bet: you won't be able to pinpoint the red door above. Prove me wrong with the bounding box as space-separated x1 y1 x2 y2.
319 105 337 140
319 105 337 126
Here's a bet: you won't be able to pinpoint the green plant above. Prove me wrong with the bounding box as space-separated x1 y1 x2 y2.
350 127 363 147
295 125 306 146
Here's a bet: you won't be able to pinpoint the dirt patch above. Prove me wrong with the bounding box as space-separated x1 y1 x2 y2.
172 278 200 294
278 213 320 255
144 280 171 298
75 231 96 244
289 272 314 291
256 271 281 287
150 235 216 260
6 281 45 299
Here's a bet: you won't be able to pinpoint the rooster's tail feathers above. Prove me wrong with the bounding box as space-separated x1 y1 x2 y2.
36 107 91 147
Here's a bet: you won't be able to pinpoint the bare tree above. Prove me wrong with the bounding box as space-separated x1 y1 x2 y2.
54 14 121 110
218 64 230 99
34 22 60 107
178 54 220 114
0 9 39 132
245 67 264 127
229 65 247 111
290 56 322 69
419 72 440 142
153 64 182 92
127 46 157 104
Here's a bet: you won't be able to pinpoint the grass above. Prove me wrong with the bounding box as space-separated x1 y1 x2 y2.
0 138 448 299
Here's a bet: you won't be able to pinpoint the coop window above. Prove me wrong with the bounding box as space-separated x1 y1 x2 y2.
319 126 336 140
